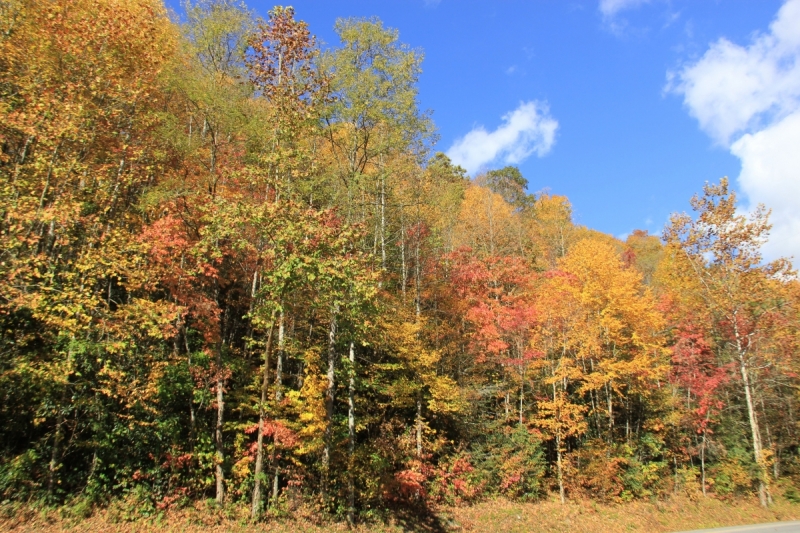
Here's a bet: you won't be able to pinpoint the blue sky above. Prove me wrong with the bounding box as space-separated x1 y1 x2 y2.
169 0 800 262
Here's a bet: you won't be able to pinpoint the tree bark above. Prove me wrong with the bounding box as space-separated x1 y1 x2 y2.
214 307 228 505
275 310 285 401
48 339 73 499
251 319 276 519
347 341 356 525
400 216 407 302
47 406 65 499
556 431 565 504
606 381 613 443
322 304 339 500
738 350 769 507
215 367 225 503
519 372 524 426
701 428 707 497
553 382 565 504
416 398 423 458
380 174 386 271
414 229 421 319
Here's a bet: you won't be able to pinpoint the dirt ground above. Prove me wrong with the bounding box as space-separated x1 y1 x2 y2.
2 493 799 532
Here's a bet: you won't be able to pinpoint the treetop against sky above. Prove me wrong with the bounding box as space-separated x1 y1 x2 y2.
166 0 799 265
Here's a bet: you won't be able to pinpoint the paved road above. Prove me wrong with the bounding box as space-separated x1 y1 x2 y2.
675 522 800 533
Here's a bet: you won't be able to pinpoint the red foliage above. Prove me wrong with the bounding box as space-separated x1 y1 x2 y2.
445 249 540 369
670 320 730 430
244 419 299 449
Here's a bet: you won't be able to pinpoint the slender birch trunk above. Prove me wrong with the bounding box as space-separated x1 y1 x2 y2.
251 320 276 519
556 431 565 504
416 398 423 458
271 462 280 509
380 174 386 271
322 304 339 500
733 317 770 507
738 351 768 506
701 428 707 497
275 310 285 401
400 216 407 302
347 341 356 525
606 381 613 443
414 229 421 319
215 349 225 503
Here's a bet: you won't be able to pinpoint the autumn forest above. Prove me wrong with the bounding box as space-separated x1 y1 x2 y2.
1 0 800 526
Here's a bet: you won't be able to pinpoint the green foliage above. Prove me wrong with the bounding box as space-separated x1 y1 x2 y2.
480 166 533 210
472 424 546 500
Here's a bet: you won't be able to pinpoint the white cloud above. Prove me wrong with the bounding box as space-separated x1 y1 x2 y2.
599 0 650 18
446 101 558 175
669 0 800 263
731 112 800 261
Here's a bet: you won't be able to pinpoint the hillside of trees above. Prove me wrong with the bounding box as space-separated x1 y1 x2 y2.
1 0 799 524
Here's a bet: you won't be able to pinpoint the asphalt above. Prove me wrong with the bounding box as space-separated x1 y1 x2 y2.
674 522 800 533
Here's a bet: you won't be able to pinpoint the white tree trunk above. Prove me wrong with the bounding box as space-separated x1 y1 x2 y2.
348 341 356 525
251 321 276 518
322 305 339 500
275 310 285 401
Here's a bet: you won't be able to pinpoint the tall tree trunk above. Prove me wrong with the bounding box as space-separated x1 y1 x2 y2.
606 381 613 443
760 396 779 482
380 174 386 271
519 365 525 426
400 216 407 302
734 318 769 507
347 341 356 525
183 323 196 453
48 339 73 499
271 462 280 509
275 310 285 401
47 404 65 499
701 428 707 497
556 432 565 504
214 307 228 505
215 368 225 504
738 350 769 507
414 230 421 319
251 319 276 519
322 304 339 500
416 398 423 458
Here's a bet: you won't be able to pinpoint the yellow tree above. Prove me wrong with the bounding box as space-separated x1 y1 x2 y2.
453 184 520 258
531 269 588 503
529 193 579 270
558 238 665 447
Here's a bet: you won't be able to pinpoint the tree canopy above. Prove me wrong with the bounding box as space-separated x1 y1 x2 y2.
1 0 798 524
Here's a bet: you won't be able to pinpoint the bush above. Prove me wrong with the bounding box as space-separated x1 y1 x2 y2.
469 424 546 501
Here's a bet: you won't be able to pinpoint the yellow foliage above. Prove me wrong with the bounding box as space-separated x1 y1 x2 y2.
453 185 523 257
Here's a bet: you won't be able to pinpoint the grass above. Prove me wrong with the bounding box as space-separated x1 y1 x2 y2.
446 493 799 533
1 492 799 532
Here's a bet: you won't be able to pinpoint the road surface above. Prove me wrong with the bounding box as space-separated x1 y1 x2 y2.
675 522 800 533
